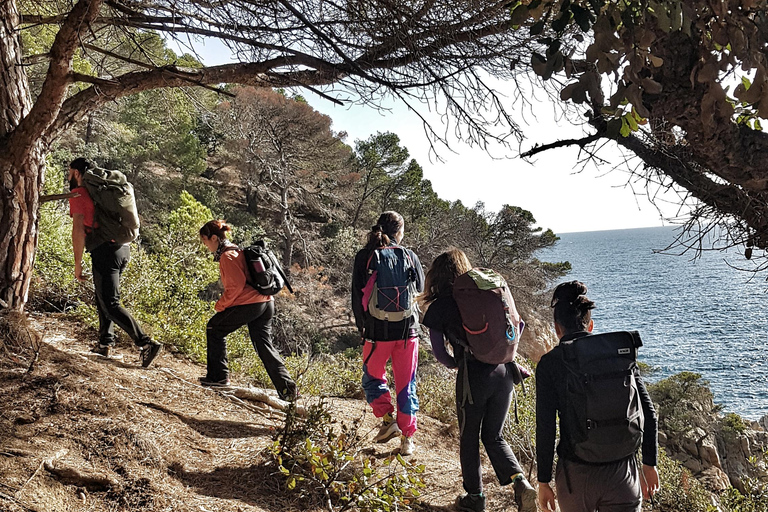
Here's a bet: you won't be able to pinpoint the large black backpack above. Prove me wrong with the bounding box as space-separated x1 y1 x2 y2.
561 331 644 464
81 167 140 247
240 241 293 296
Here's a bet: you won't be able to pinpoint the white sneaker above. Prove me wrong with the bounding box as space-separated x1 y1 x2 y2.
399 435 415 456
374 418 401 443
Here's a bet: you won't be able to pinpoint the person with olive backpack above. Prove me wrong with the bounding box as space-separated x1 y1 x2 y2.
67 158 161 368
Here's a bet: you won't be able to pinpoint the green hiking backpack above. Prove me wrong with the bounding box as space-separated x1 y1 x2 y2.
81 167 140 248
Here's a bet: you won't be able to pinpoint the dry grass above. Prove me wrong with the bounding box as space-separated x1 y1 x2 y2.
0 312 529 512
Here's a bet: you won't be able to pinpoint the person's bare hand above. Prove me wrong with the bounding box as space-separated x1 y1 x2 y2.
537 482 556 512
641 464 660 499
74 262 87 282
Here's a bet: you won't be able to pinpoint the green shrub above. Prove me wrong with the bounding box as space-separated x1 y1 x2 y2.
32 202 91 312
652 449 715 512
647 372 722 439
416 362 456 425
721 467 768 512
503 361 537 469
271 399 426 511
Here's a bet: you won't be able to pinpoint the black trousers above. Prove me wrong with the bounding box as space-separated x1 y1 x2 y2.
206 301 296 399
91 242 150 347
457 359 524 494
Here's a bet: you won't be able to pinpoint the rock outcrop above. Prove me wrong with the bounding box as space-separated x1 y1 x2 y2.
519 313 556 363
659 410 768 493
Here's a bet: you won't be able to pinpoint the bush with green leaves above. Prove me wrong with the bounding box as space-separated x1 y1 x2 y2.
502 362 537 471
652 449 715 512
721 459 768 512
416 359 457 425
32 201 91 312
647 371 722 440
271 399 426 512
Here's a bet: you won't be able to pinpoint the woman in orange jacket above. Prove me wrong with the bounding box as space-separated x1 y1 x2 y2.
198 220 296 399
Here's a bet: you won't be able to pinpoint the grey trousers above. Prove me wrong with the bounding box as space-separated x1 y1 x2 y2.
555 456 641 512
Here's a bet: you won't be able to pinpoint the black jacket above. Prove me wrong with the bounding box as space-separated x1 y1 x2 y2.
351 244 424 341
535 331 659 483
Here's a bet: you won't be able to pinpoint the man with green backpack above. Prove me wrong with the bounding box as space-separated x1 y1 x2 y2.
67 158 161 368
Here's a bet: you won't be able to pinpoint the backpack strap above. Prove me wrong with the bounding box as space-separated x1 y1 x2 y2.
587 409 643 430
365 247 380 274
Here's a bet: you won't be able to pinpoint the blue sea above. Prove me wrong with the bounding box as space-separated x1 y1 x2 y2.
538 226 768 420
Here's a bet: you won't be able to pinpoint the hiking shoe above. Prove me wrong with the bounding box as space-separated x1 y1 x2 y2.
279 384 299 401
513 477 537 512
399 435 415 456
456 493 486 512
374 417 401 443
139 341 162 368
90 343 111 357
199 376 231 387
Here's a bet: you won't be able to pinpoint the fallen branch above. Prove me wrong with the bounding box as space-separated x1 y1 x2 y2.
231 387 306 416
17 449 67 496
0 448 35 457
39 192 79 204
43 451 118 491
220 392 272 416
159 368 305 415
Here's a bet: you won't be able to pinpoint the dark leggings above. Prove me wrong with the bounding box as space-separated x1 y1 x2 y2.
456 359 523 494
91 242 150 346
206 301 295 399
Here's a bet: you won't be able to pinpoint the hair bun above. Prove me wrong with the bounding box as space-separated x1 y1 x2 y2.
551 280 589 307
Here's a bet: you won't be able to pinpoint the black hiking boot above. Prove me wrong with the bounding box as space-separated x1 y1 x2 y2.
199 376 231 388
90 343 112 357
139 341 162 368
455 493 486 512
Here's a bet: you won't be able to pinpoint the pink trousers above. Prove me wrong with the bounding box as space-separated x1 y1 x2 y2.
361 337 419 437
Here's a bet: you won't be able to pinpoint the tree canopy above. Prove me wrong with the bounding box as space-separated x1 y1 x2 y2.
5 0 768 310
514 0 768 267
0 0 534 310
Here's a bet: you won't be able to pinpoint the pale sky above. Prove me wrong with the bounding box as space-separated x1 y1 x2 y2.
190 39 679 235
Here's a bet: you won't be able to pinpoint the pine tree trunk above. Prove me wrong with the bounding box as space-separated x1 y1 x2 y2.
0 0 44 311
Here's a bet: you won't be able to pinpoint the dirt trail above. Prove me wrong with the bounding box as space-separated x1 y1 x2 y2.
0 313 527 512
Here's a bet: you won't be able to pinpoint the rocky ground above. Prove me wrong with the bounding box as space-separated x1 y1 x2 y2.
0 312 534 512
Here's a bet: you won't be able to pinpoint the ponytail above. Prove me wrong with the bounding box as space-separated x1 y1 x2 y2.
365 211 404 251
199 219 232 240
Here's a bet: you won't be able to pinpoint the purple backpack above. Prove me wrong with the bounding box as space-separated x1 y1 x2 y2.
452 268 522 364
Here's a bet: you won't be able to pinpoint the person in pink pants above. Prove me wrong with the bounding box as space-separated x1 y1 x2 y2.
351 211 424 456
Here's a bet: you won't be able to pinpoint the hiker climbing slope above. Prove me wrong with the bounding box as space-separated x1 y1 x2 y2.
198 220 296 399
420 248 536 512
67 158 161 368
351 211 424 456
536 280 660 512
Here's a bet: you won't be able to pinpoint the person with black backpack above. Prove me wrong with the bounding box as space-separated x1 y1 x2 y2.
67 158 162 368
198 220 296 399
351 211 424 456
536 281 660 512
420 248 537 512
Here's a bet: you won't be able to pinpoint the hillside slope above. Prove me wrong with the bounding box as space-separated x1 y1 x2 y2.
0 313 532 512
